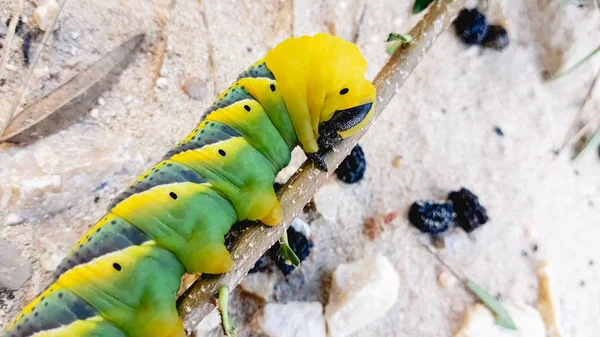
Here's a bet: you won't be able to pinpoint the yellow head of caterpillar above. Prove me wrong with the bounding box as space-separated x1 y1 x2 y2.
264 33 376 155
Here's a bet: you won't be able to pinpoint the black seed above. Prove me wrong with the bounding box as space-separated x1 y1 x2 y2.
335 145 366 184
448 187 489 233
244 105 251 112
169 192 178 200
494 126 504 136
218 149 226 157
270 84 276 92
453 8 489 45
340 88 349 95
408 201 455 234
112 263 122 271
482 25 509 51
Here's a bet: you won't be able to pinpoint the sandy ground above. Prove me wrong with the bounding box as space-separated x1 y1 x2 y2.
0 0 599 336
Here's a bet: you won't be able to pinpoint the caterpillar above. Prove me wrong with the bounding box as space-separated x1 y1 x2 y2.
2 33 376 337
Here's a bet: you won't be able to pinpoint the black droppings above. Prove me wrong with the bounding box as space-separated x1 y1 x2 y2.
169 192 178 200
218 149 226 157
93 196 100 203
340 88 349 95
494 126 504 136
408 201 455 234
448 187 489 233
335 145 366 184
112 263 122 271
270 84 276 92
482 25 510 50
244 105 251 112
453 8 489 45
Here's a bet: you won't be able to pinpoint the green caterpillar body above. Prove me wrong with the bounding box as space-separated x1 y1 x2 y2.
2 33 376 337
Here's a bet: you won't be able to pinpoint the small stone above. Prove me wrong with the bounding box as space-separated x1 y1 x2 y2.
392 156 402 167
182 76 207 100
33 0 61 32
240 272 278 302
438 271 458 288
70 31 80 39
291 217 311 238
5 64 17 72
454 302 545 337
89 108 99 119
4 213 23 226
97 97 105 106
325 255 400 337
156 77 168 89
0 238 32 290
194 308 221 336
335 247 343 255
258 302 327 337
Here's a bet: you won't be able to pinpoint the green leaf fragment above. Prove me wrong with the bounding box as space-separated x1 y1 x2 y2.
547 44 600 81
412 0 435 14
218 285 236 337
277 243 301 266
385 33 413 56
467 280 518 330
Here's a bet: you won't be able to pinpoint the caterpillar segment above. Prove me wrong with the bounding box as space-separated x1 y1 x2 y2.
2 33 376 337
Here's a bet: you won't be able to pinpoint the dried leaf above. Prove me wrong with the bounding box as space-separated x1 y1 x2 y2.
467 280 518 330
0 34 145 145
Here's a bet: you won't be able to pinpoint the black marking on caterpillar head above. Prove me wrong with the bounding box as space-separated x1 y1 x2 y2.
317 102 373 150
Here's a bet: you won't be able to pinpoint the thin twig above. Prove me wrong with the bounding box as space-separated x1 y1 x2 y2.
351 2 367 44
555 67 600 155
1 0 69 136
177 0 465 334
0 0 24 83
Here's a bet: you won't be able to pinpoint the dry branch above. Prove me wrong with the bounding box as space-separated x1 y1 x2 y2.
177 0 465 334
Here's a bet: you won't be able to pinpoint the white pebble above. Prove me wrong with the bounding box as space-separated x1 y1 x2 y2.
89 108 99 119
291 218 311 238
325 255 400 337
33 0 61 31
194 309 221 336
5 64 17 72
4 213 23 226
258 302 326 337
98 97 105 106
181 76 207 100
70 31 80 39
240 272 278 302
454 302 545 337
156 77 168 89
438 271 458 289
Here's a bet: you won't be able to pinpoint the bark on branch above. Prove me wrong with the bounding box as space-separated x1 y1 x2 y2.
177 0 465 333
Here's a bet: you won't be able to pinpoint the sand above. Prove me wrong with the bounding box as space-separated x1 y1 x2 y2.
0 0 599 336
